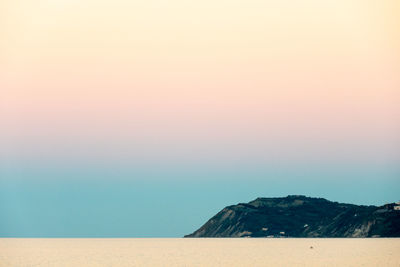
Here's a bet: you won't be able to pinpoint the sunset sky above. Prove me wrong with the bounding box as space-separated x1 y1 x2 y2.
1 0 399 237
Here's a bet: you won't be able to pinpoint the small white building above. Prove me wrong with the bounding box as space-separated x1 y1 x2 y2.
394 206 400 211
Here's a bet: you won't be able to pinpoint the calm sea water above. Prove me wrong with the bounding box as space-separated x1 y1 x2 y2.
0 238 399 266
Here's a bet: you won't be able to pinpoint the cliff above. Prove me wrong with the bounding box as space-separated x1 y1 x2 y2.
185 196 400 237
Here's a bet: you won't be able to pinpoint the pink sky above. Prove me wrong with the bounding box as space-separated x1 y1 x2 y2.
1 0 399 168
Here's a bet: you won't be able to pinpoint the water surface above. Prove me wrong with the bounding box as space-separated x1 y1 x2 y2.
1 238 399 266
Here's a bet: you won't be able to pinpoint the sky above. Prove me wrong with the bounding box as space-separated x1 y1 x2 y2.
0 0 399 237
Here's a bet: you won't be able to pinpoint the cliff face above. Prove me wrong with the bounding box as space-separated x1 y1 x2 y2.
185 196 400 238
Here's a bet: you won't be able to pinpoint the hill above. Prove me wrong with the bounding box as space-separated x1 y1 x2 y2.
185 196 400 237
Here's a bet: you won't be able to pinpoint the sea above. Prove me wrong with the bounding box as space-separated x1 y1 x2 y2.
0 238 399 266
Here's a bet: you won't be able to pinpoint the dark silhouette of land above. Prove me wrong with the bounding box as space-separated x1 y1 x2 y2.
185 195 400 238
